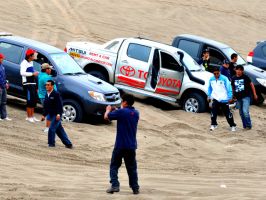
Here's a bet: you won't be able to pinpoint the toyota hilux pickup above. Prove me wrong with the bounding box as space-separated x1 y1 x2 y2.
0 33 121 122
65 37 213 113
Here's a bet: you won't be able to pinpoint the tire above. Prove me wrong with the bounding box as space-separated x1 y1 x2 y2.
182 92 207 113
89 70 108 82
62 99 83 122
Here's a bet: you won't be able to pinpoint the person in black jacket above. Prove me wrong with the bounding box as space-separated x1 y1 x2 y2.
41 80 73 148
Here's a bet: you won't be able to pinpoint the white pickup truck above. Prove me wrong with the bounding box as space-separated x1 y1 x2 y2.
65 38 212 113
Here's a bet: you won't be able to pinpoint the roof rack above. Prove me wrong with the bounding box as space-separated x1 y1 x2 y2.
0 32 13 36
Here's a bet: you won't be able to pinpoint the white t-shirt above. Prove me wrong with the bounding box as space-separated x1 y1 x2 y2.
20 60 36 85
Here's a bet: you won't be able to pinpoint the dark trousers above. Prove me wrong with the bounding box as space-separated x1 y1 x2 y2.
0 88 7 119
110 148 139 190
48 115 72 146
211 99 236 127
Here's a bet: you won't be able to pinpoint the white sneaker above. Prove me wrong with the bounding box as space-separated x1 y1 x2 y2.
231 126 236 132
26 117 29 121
3 117 12 121
33 117 40 122
210 125 218 131
43 128 49 133
28 118 35 123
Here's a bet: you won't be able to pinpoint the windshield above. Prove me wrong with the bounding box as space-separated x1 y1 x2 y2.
50 53 85 74
223 48 246 65
181 51 202 71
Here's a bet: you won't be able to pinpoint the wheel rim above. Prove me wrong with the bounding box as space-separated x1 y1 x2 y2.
185 97 199 113
62 105 76 122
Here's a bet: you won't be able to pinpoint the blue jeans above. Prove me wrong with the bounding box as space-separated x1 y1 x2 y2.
110 148 139 190
237 97 252 128
48 115 72 146
0 88 7 119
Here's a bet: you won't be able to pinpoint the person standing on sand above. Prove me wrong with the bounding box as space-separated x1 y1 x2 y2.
38 63 57 133
0 53 12 121
220 59 232 81
208 66 237 132
41 80 73 148
229 53 238 77
20 49 39 123
232 65 257 130
104 94 140 195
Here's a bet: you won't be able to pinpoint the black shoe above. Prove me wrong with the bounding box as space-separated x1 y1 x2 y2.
48 144 55 147
65 144 73 149
106 186 120 194
133 189 139 195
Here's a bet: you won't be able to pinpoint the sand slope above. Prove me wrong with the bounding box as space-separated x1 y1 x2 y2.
1 0 266 199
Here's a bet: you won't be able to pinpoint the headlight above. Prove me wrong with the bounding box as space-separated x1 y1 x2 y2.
88 91 106 101
256 78 266 87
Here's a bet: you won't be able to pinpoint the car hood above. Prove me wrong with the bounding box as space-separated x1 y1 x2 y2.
60 73 119 94
67 41 102 51
191 70 213 85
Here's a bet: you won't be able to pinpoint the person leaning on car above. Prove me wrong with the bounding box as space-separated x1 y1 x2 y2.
20 49 39 123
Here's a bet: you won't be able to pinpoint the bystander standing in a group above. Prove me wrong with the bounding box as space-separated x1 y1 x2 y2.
232 65 257 130
220 59 232 81
198 48 212 72
20 49 39 123
229 53 238 77
208 66 237 132
104 94 140 195
0 53 11 121
41 80 73 148
38 63 57 133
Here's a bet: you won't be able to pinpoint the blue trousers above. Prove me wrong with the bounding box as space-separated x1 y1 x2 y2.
237 97 252 128
109 148 139 190
48 116 72 146
0 88 7 119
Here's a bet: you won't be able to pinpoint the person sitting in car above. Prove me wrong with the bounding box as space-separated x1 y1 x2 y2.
198 48 212 72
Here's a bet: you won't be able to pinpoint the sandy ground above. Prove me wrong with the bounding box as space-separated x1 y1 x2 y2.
1 0 266 199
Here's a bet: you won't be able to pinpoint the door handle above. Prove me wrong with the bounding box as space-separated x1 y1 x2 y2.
121 60 128 64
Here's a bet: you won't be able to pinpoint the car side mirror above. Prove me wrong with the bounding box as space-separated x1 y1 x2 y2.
51 69 57 77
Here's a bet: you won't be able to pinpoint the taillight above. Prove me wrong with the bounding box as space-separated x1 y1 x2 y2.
248 51 254 57
64 47 67 52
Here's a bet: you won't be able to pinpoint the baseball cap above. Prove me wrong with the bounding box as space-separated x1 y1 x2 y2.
41 63 53 70
223 59 230 64
26 49 36 57
203 48 209 53
0 53 5 59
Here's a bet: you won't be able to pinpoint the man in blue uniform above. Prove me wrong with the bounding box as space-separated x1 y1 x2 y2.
41 80 72 148
104 94 140 195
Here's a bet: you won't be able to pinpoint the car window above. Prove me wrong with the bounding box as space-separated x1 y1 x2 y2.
178 40 200 58
262 45 266 57
127 43 151 62
160 52 181 71
208 48 225 65
0 42 23 64
50 53 84 74
33 52 51 72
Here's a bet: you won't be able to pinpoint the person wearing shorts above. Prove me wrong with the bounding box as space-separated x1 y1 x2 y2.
20 49 39 123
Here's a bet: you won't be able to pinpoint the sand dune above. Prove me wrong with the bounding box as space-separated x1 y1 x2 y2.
1 0 266 199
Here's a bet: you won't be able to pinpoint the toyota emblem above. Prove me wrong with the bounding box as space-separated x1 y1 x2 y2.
120 65 136 77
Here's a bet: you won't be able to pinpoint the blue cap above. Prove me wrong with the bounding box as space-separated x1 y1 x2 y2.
223 59 230 64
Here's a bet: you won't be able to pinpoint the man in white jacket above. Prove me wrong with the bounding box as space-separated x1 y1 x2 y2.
20 49 39 123
207 66 236 131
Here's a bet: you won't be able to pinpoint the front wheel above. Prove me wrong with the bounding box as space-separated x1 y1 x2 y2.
182 93 207 113
62 99 83 122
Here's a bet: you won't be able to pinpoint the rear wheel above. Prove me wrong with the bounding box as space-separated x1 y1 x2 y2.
62 99 83 122
183 93 207 113
89 70 108 82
